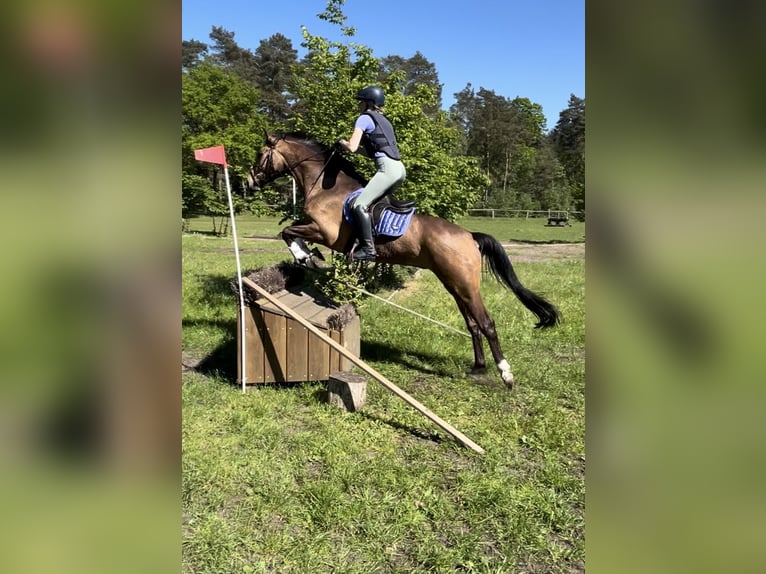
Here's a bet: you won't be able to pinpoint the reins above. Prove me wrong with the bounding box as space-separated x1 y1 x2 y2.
306 149 336 191
264 137 336 192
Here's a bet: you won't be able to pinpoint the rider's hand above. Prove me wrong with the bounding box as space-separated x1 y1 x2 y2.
334 139 347 152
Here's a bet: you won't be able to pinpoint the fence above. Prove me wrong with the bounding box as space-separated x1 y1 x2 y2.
466 209 584 219
253 206 584 221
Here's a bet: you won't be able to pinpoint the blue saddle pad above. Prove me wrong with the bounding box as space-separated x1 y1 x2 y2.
343 189 416 238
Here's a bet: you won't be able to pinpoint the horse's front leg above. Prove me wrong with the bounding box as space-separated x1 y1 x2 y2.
282 222 326 263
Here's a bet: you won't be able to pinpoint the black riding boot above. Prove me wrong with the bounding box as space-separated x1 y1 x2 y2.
351 204 377 261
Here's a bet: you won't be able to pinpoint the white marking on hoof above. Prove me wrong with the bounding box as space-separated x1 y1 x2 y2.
289 239 311 261
497 359 514 386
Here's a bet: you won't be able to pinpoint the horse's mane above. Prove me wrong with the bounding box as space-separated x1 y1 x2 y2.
281 132 327 153
280 132 368 186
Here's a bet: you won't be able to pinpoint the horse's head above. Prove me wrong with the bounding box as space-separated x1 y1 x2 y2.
247 133 289 190
247 132 348 194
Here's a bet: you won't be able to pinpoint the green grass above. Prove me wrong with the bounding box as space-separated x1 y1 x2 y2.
183 213 586 245
182 216 584 573
457 216 585 244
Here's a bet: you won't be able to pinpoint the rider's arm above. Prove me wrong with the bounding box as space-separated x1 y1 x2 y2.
339 127 364 153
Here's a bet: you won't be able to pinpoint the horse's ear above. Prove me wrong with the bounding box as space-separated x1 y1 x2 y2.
265 131 277 146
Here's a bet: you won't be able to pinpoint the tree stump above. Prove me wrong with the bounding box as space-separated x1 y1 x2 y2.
327 371 367 412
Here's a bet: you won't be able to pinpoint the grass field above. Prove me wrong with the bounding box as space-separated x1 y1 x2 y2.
182 215 585 573
183 214 586 245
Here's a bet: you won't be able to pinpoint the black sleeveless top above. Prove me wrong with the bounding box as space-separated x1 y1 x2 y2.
360 111 401 160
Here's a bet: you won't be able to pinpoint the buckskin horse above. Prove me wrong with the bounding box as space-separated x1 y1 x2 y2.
247 132 559 387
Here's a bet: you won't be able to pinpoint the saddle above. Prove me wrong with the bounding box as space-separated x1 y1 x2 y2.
371 194 416 219
342 190 417 239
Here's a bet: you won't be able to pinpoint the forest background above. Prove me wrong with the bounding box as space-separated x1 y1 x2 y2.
181 0 584 225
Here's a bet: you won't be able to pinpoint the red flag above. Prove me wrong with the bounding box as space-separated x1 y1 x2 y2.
194 145 227 167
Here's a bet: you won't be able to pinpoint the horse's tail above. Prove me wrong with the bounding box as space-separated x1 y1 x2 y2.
472 232 560 328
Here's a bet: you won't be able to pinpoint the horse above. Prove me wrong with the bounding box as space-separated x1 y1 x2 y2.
247 132 559 387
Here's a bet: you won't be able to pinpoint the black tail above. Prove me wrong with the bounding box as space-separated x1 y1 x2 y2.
473 232 560 328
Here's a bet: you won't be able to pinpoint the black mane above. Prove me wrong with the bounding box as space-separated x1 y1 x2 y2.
282 132 327 153
280 132 368 186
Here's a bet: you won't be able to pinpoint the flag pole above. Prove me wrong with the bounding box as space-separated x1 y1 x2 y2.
222 164 247 393
292 177 297 220
193 145 246 392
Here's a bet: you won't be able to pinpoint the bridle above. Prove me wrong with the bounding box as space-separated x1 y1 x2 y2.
253 136 336 191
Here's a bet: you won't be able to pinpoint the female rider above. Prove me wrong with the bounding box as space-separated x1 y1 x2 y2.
336 86 406 261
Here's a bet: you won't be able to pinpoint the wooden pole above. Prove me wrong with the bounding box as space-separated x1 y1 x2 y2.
242 277 485 454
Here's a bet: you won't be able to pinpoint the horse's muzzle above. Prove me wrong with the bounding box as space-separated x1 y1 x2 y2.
246 171 263 190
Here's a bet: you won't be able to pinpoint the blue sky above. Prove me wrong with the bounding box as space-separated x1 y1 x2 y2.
182 0 584 131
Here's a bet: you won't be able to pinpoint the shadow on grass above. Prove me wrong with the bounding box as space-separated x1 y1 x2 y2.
182 318 238 382
185 322 460 389
307 386 446 445
357 411 446 445
193 273 240 302
358 340 457 378
508 238 586 245
187 325 479 446
184 229 225 237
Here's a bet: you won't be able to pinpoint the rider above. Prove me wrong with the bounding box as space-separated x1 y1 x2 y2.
336 85 406 261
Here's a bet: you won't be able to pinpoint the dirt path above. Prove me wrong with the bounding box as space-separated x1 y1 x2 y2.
500 241 584 263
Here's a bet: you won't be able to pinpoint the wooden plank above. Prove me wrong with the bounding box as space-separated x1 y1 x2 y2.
249 307 270 383
307 328 330 381
274 291 310 311
262 310 286 382
239 305 265 384
285 319 309 381
309 306 334 327
300 303 333 328
328 329 343 373
289 294 323 319
242 277 485 454
339 316 360 371
254 289 289 315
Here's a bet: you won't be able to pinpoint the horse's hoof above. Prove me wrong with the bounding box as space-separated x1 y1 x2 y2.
498 359 514 388
305 256 331 271
468 366 487 375
309 247 326 261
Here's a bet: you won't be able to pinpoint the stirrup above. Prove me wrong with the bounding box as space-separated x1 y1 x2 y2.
351 252 376 262
350 244 376 262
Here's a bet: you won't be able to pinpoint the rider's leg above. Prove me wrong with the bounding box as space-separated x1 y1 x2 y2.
350 203 376 261
351 157 406 261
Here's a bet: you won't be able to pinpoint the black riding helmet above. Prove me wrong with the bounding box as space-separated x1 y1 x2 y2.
356 85 385 107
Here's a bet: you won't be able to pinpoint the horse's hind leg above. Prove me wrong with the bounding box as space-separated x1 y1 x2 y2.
432 241 514 386
453 296 487 373
469 297 514 387
449 287 513 387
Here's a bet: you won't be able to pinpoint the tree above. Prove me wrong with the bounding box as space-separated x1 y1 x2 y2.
289 0 487 220
528 143 570 211
380 51 442 114
252 33 299 124
181 174 210 220
448 85 561 210
550 94 585 214
182 62 270 222
182 39 208 69
207 26 259 86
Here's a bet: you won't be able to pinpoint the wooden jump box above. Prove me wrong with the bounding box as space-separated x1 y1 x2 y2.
237 289 360 385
